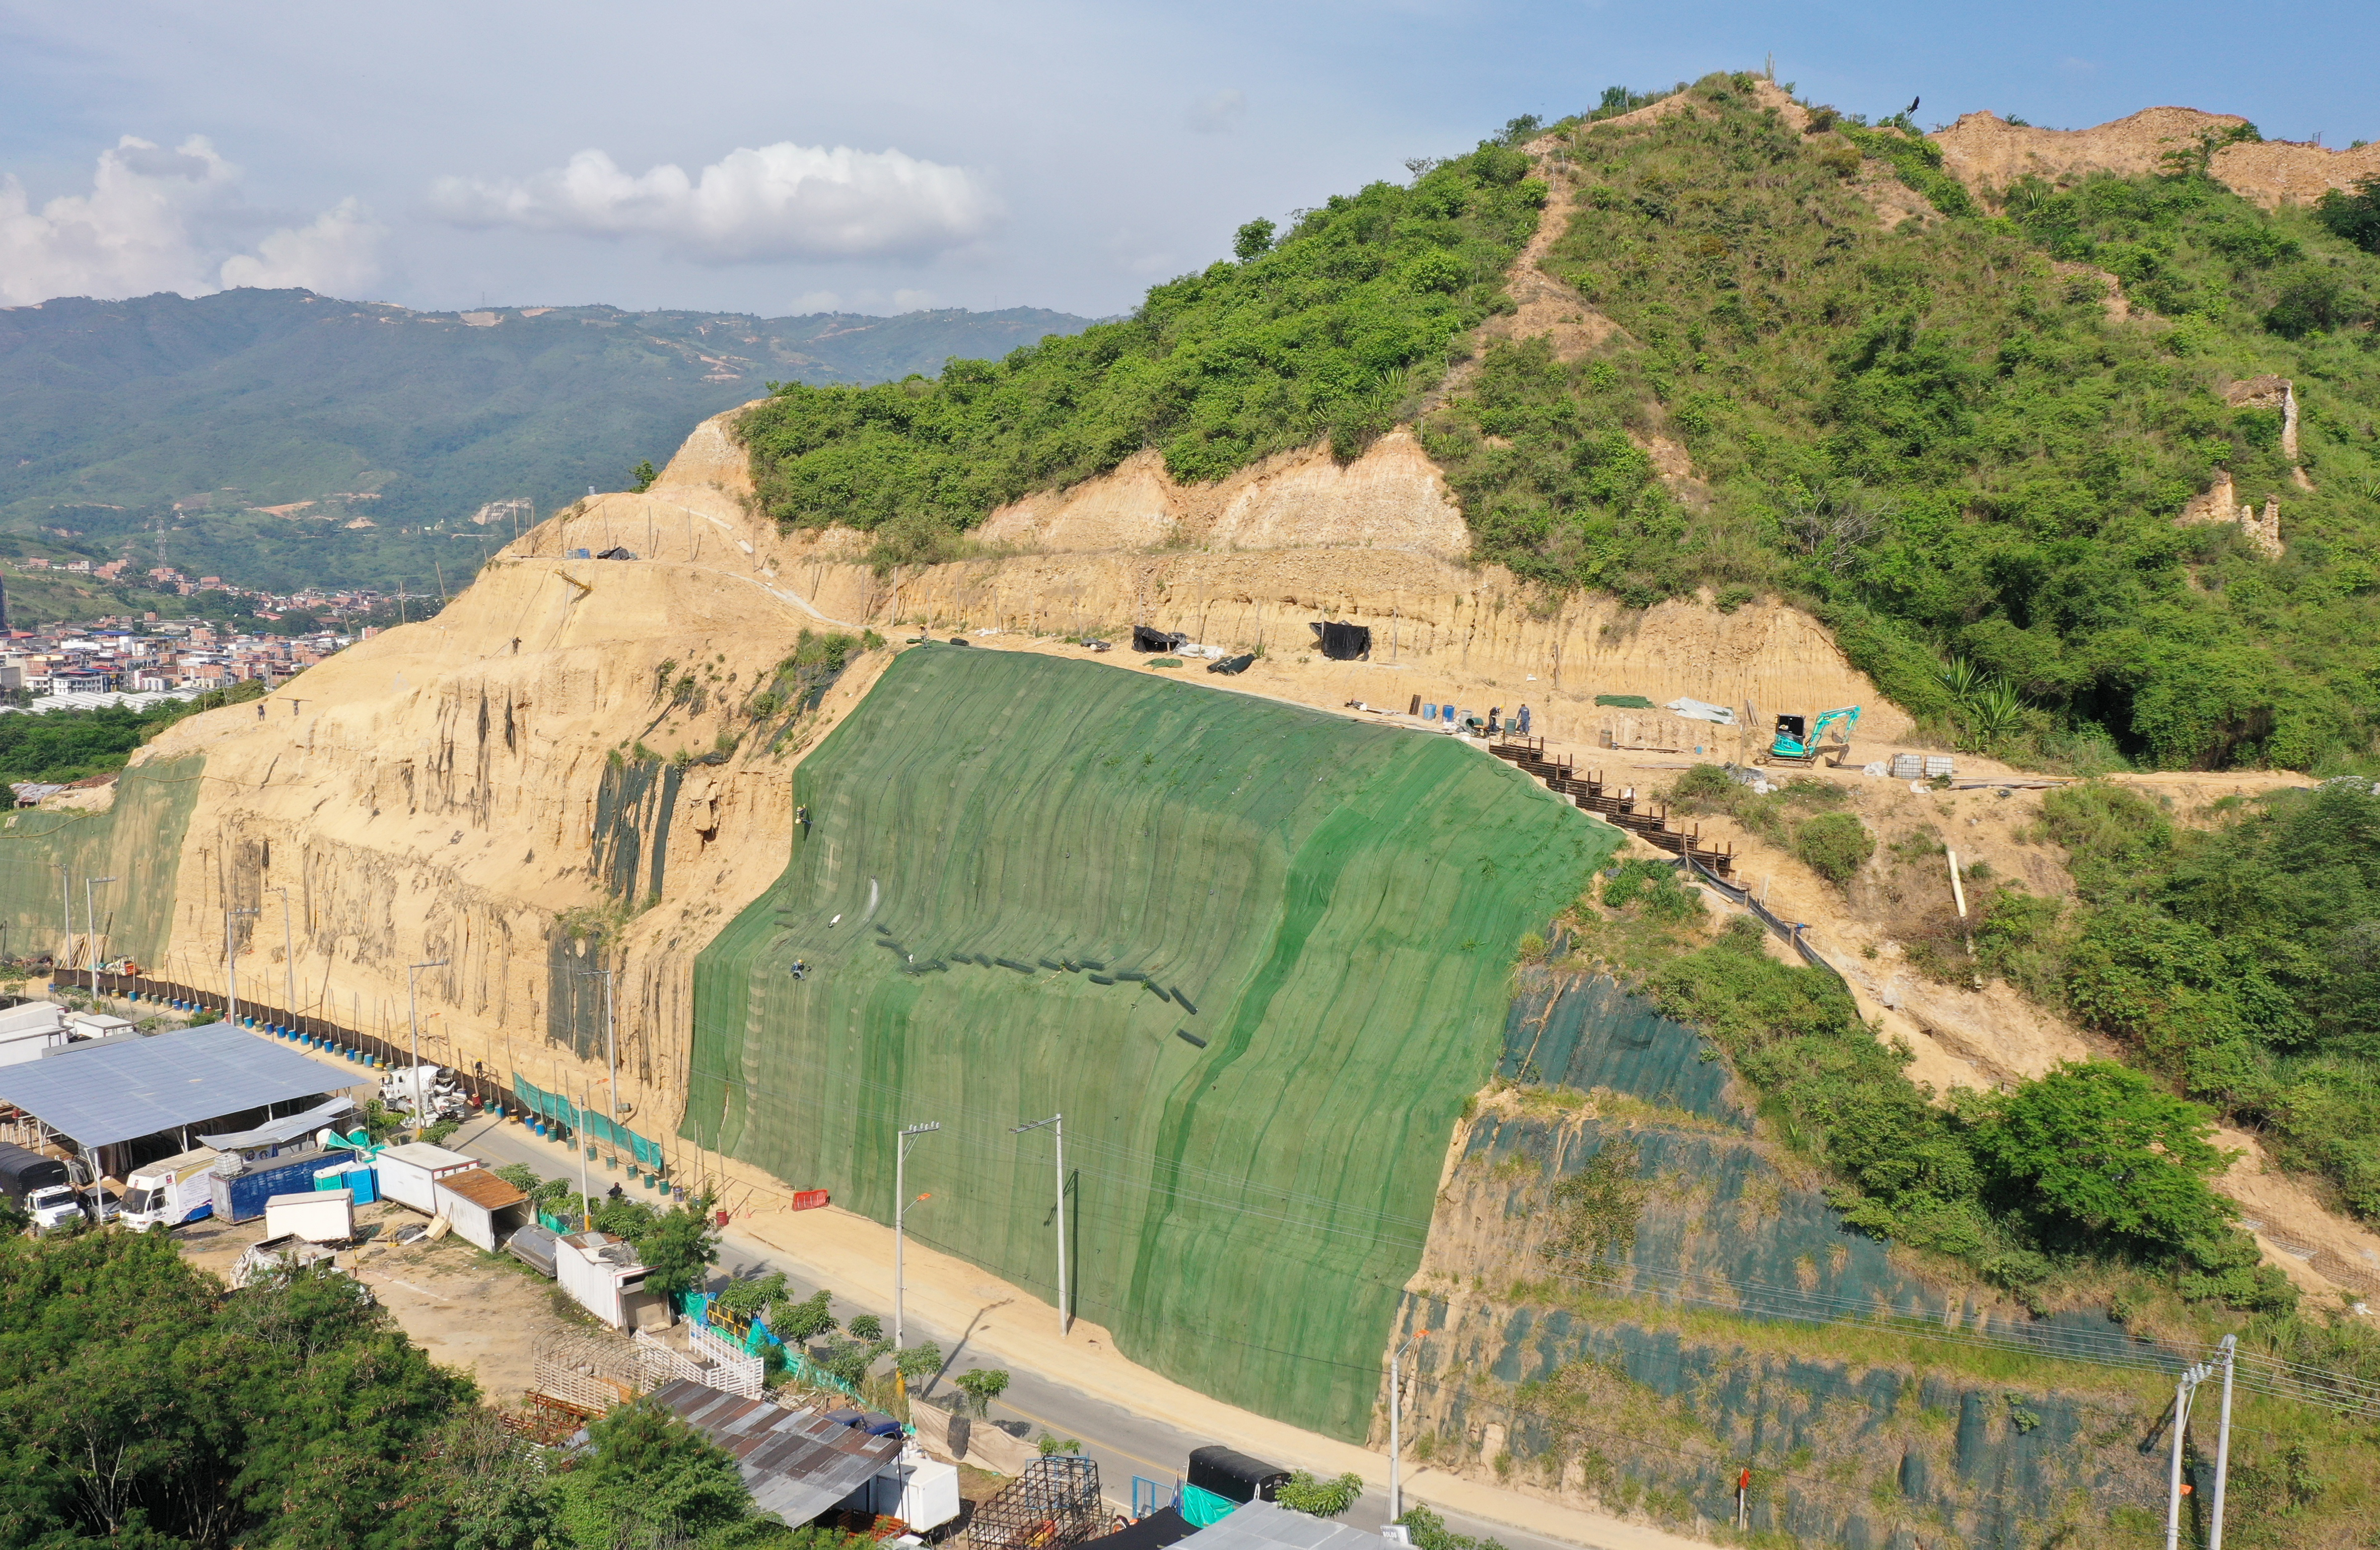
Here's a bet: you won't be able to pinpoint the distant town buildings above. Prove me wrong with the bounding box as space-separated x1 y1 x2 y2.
0 557 388 709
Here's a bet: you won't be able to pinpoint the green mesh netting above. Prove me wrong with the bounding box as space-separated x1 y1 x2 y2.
513 1072 669 1168
684 648 1616 1439
0 755 204 965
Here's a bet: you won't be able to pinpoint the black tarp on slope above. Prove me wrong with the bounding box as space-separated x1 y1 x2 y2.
1310 621 1371 660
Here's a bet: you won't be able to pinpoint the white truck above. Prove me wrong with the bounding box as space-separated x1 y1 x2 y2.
27 1182 116 1232
121 1148 224 1230
381 1064 468 1121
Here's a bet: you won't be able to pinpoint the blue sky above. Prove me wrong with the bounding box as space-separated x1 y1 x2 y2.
1 0 2372 318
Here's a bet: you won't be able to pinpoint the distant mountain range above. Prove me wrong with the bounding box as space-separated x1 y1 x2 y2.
0 289 1095 595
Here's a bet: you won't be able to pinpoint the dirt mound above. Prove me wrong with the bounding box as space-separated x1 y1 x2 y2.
1936 107 2380 209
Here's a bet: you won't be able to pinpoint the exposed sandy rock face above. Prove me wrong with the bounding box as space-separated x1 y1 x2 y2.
135 403 888 1139
975 430 1473 559
1936 107 2380 209
782 539 1912 749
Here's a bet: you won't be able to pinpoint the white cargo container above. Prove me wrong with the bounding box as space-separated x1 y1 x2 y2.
263 1187 355 1243
121 1147 223 1229
373 1142 480 1214
845 1450 960 1532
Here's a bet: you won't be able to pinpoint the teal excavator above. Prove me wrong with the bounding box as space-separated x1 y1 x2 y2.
1764 705 1860 765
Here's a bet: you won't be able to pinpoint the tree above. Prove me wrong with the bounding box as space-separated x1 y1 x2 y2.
1232 219 1275 262
1974 1061 2233 1252
2315 175 2380 253
1275 1471 1365 1517
564 1397 754 1547
630 458 659 492
954 1367 1010 1417
847 1313 883 1341
893 1342 943 1381
771 1288 839 1344
625 1199 721 1301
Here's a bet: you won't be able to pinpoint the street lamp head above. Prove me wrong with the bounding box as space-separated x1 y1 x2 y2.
900 1121 941 1137
410 959 449 970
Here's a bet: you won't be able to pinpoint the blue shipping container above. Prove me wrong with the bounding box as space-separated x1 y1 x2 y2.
209 1148 335 1224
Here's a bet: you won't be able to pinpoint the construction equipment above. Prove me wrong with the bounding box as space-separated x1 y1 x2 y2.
1762 706 1859 766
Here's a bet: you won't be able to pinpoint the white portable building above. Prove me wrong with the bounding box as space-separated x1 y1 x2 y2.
845 1449 960 1532
555 1229 668 1330
0 1002 67 1068
432 1167 531 1252
263 1187 355 1243
374 1142 480 1214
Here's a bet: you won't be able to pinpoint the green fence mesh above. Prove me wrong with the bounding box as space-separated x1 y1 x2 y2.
683 647 1616 1439
512 1072 669 1169
0 755 204 965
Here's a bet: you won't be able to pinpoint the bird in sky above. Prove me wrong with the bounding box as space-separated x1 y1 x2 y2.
1906 96 1921 116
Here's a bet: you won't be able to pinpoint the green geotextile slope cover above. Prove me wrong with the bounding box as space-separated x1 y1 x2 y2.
0 754 203 965
685 648 1616 1438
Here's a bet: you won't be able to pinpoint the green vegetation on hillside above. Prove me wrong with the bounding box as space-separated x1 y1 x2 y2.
1429 75 2380 769
2013 779 2380 1219
737 127 1553 551
0 680 269 787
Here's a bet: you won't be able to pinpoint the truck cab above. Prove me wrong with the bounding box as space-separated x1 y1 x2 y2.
26 1183 115 1233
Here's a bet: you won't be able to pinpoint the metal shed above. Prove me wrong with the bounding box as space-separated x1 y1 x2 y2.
433 1166 530 1251
644 1378 904 1526
0 1022 356 1149
1161 1500 1395 1550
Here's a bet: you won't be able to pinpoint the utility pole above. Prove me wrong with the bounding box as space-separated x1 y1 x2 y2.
2209 1334 2237 1550
893 1120 940 1346
54 862 70 973
1388 1326 1431 1525
2167 1335 2237 1550
269 885 295 1017
225 906 257 1023
1012 1114 1068 1335
83 876 115 973
406 959 449 1106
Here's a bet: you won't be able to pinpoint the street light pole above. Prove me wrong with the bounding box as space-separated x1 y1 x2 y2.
894 1120 940 1347
406 959 449 1102
1013 1114 1068 1335
1388 1326 1432 1525
225 907 257 1024
83 876 116 973
53 862 70 973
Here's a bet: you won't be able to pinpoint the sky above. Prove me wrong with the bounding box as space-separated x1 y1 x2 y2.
1 1 2374 321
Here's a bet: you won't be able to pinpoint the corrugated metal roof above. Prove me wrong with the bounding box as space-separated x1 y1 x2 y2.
0 1022 355 1148
438 1168 528 1210
647 1378 901 1525
198 1095 358 1151
378 1142 477 1171
1171 1501 1392 1550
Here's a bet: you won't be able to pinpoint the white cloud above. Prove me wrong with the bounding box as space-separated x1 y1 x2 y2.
219 197 385 293
1185 89 1247 134
0 135 381 305
431 142 999 262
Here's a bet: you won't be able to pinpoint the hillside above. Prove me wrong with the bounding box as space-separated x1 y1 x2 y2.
742 76 2380 774
0 289 1094 594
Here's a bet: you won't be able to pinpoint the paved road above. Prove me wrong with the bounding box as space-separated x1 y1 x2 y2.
449 1113 1590 1550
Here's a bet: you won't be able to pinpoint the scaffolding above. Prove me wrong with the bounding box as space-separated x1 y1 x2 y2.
966 1454 1103 1550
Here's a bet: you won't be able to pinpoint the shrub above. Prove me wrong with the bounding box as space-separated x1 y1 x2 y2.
1276 1471 1366 1518
1600 859 1704 923
2316 176 2380 253
953 1367 1010 1416
1794 812 1874 886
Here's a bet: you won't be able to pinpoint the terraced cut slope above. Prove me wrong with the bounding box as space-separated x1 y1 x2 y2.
684 647 1615 1437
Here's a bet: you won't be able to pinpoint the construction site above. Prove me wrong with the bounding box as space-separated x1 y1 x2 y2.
2 316 2376 1544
